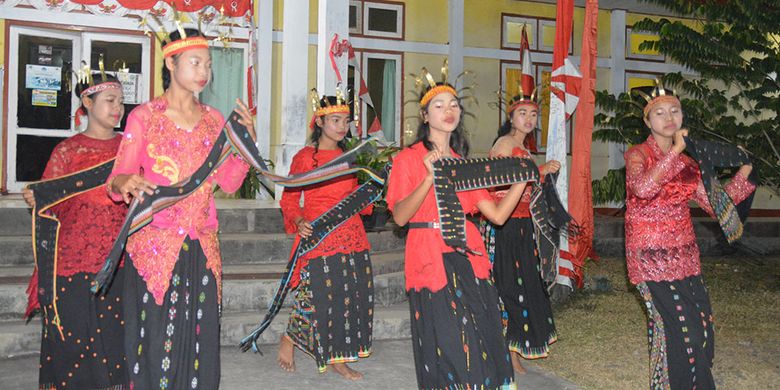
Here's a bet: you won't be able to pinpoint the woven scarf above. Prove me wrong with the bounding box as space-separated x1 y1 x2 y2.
91 114 384 294
684 137 754 243
27 159 116 338
239 165 389 353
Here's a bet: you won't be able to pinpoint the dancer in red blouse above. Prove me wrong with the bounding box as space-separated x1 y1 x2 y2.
23 74 129 390
487 91 560 374
386 79 529 390
107 29 255 389
277 94 373 380
625 84 754 390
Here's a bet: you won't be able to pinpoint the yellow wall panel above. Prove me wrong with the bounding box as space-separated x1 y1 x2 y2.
404 0 448 44
597 10 611 56
464 0 557 49
629 32 660 56
309 0 319 34
270 42 284 150
627 75 656 91
273 0 284 31
402 52 448 145
463 56 502 156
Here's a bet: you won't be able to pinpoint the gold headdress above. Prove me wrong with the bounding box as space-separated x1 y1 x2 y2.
138 8 212 58
633 78 679 117
72 55 123 126
411 60 457 107
408 59 478 108
502 83 538 116
309 87 351 129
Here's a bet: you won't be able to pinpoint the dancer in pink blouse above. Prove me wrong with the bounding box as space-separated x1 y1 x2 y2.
107 29 255 389
625 85 754 390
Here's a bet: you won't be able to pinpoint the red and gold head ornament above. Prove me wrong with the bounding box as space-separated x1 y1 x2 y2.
139 9 228 59
72 58 124 127
309 88 351 129
162 36 209 58
634 78 680 117
412 60 460 107
506 84 538 116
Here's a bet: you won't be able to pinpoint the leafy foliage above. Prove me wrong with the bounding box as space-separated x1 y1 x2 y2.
592 0 780 203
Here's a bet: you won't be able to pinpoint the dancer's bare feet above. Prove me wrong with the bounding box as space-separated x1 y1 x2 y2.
511 352 527 375
331 362 363 380
277 335 295 372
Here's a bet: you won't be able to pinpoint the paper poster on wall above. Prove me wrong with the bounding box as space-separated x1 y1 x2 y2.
117 72 142 104
26 65 61 90
32 89 58 107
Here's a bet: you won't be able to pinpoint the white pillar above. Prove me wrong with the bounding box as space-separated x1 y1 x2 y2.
448 0 464 86
317 0 349 95
256 0 273 161
608 9 627 171
276 0 311 198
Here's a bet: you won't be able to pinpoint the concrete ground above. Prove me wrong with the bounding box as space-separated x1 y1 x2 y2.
0 339 577 389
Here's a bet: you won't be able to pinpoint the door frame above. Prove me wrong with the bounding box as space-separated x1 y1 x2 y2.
2 20 152 192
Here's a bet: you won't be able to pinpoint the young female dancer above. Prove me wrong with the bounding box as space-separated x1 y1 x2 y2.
488 93 560 374
625 86 754 389
278 95 373 380
386 81 528 390
107 29 255 389
23 74 129 389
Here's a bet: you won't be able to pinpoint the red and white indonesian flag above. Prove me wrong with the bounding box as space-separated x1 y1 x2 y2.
329 34 385 141
546 0 581 288
519 25 535 96
519 25 538 153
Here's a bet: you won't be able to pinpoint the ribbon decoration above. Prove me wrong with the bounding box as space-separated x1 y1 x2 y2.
683 137 755 243
27 159 117 339
92 112 384 295
328 33 384 139
432 157 578 285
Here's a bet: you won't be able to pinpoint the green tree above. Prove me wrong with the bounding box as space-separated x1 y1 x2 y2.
592 0 780 203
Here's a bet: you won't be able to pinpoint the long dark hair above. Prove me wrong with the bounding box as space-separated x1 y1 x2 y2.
161 28 206 91
310 95 349 167
492 94 535 146
412 82 470 157
75 73 121 116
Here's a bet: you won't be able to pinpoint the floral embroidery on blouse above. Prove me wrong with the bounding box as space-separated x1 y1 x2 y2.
108 97 249 305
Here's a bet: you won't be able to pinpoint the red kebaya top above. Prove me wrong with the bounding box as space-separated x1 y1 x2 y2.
279 146 372 261
26 133 126 316
624 136 755 285
385 142 493 292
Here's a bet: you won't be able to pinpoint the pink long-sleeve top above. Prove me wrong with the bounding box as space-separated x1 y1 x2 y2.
624 136 755 285
107 97 249 305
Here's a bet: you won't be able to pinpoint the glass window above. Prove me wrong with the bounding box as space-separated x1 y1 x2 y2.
16 35 73 130
365 57 398 142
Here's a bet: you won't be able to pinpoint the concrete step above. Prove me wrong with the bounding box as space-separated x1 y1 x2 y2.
0 251 406 320
0 200 393 236
0 228 406 268
0 303 411 359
